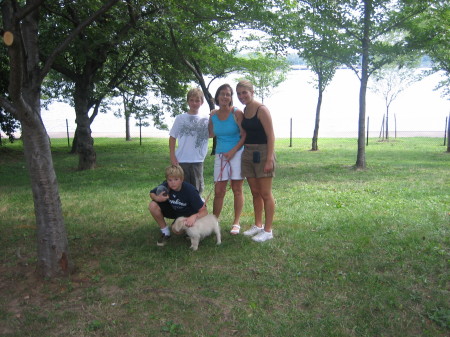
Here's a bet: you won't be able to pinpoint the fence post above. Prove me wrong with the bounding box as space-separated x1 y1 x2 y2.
289 118 292 147
394 113 397 139
139 117 142 146
66 119 70 148
444 115 448 146
366 116 369 146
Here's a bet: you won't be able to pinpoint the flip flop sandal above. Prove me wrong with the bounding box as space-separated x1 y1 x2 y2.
230 224 240 235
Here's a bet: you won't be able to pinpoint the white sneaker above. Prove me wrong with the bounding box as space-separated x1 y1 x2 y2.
252 231 273 242
243 225 264 237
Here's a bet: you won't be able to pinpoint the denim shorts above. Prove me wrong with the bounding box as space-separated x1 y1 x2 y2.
241 144 276 178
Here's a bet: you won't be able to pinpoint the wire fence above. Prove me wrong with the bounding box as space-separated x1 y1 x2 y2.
1 115 448 148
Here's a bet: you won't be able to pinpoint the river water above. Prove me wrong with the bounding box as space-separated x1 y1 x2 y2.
41 69 448 139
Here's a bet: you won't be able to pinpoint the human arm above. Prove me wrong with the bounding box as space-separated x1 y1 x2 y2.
258 106 275 173
208 116 215 138
184 204 208 227
169 136 178 165
149 191 169 203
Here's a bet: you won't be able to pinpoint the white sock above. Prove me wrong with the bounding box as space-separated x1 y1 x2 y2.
161 226 170 236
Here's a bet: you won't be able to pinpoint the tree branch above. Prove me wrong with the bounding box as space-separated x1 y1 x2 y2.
40 0 120 81
0 96 17 117
16 0 45 21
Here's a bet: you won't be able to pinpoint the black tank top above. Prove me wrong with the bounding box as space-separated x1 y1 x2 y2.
242 106 267 144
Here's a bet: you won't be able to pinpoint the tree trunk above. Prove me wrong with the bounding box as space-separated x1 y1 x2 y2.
355 0 372 170
385 106 389 141
1 0 73 278
74 81 96 170
311 84 323 151
23 122 73 277
126 114 131 141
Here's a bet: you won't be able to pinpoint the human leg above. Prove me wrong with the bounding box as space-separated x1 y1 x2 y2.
230 179 244 225
149 200 179 246
191 162 204 195
247 177 264 227
257 177 274 233
212 180 228 218
251 177 274 242
179 163 204 194
149 201 168 229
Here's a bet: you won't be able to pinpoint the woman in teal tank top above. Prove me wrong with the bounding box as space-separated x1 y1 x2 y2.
208 84 246 235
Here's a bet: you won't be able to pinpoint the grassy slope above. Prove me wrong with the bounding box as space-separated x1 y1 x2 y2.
0 138 448 337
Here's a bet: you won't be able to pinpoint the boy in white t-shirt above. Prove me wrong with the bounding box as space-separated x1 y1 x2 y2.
169 88 209 195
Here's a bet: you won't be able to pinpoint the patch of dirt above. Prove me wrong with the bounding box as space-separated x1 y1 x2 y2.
0 260 99 335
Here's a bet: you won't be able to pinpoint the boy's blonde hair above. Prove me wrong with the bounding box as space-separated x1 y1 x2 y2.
165 164 184 180
187 88 204 103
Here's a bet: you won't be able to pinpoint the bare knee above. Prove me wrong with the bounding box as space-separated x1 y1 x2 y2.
149 201 161 214
214 183 227 198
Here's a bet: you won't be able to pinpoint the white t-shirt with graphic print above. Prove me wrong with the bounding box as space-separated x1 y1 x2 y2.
169 113 209 163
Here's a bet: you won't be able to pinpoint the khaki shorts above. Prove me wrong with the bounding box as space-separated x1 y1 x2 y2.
241 144 276 179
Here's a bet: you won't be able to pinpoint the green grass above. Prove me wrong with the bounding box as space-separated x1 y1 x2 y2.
0 137 449 337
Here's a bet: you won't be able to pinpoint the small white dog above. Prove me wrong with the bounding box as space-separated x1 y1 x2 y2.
172 214 221 251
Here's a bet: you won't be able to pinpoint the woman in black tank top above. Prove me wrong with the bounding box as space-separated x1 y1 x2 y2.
236 80 276 242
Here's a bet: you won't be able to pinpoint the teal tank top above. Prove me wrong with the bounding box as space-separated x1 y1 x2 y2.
211 109 242 153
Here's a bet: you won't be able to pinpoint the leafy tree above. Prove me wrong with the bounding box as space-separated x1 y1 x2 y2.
279 2 340 151
40 1 163 170
0 0 120 278
306 56 339 151
162 0 284 110
238 52 290 103
370 63 422 140
405 1 450 98
302 0 433 169
0 108 20 144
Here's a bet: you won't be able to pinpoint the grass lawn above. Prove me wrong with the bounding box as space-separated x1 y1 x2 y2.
0 137 449 336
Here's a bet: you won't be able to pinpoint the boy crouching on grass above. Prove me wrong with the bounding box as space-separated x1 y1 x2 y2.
149 164 208 246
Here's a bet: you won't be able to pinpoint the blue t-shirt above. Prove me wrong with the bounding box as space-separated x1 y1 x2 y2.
150 181 204 216
211 110 242 153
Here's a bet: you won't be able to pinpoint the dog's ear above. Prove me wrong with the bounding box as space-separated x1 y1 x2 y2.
172 217 187 233
172 218 181 232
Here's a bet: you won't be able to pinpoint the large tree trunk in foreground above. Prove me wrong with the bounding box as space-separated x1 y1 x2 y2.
1 0 73 277
23 121 72 277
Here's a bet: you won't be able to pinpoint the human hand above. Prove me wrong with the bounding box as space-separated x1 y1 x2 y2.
223 149 236 161
263 159 274 173
185 214 197 227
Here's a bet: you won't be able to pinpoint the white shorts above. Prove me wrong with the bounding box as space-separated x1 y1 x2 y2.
214 148 244 182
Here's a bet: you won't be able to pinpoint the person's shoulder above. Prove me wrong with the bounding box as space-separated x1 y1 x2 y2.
197 113 209 121
257 105 271 117
173 113 187 122
234 108 244 116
